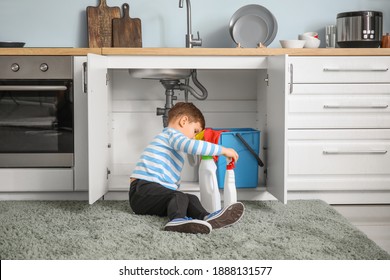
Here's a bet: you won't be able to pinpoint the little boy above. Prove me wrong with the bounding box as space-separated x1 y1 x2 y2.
129 102 244 234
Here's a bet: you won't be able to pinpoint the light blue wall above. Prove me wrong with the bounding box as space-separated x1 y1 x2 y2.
0 0 389 48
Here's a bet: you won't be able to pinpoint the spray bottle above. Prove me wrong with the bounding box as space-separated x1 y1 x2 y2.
198 156 221 213
223 159 237 207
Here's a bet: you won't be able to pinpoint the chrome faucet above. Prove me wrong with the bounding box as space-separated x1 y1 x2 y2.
179 0 202 48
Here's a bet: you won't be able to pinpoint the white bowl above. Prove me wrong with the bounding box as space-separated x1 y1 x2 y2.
302 31 319 38
279 40 305 48
298 34 313 40
303 38 321 48
298 35 321 48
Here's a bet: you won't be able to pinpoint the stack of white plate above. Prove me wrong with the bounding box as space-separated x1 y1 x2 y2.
229 4 278 48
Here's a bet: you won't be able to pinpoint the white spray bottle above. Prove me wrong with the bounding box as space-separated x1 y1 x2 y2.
224 159 237 207
198 156 222 213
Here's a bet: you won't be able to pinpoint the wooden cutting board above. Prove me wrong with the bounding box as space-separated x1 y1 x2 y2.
112 3 142 48
87 0 121 48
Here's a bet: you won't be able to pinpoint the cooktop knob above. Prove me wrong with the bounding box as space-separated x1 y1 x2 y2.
11 63 20 72
40 63 49 72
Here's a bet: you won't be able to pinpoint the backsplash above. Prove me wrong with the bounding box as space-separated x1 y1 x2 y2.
0 0 389 48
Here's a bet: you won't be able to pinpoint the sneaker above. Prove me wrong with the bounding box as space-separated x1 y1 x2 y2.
204 202 245 229
164 217 212 234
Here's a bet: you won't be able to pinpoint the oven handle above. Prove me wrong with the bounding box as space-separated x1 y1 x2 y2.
0 85 67 91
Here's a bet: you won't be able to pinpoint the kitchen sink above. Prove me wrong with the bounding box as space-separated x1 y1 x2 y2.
128 67 207 128
128 69 192 80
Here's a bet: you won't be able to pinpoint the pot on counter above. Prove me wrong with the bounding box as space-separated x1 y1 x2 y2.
337 11 382 48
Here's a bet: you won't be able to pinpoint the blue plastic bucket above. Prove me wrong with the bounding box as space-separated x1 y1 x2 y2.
214 128 260 189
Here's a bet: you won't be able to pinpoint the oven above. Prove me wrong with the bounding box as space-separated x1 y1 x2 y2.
0 56 74 168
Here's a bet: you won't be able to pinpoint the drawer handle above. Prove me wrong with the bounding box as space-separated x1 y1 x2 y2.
0 85 67 91
289 63 294 94
323 150 388 155
323 68 389 72
82 62 88 93
323 105 389 109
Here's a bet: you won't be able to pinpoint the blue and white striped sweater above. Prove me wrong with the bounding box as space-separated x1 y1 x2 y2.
131 127 222 190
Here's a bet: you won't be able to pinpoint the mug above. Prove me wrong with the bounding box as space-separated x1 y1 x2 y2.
382 33 390 48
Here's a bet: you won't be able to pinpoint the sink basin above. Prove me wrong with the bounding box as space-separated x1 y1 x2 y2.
128 69 192 80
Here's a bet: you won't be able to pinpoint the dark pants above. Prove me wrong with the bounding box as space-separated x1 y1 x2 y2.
129 179 209 221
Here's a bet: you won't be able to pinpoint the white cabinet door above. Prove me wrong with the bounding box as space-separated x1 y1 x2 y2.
87 54 109 204
266 55 288 203
73 56 89 191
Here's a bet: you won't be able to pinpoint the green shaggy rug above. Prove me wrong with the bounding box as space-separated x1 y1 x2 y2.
0 200 389 260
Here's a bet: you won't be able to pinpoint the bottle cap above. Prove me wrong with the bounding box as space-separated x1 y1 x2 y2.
226 159 235 170
202 156 213 160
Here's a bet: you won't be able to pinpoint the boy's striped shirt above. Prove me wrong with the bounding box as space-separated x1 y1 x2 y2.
131 127 222 190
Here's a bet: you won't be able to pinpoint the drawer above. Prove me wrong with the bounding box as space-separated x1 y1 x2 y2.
288 130 390 176
291 83 390 95
288 95 390 128
0 168 74 192
290 57 390 83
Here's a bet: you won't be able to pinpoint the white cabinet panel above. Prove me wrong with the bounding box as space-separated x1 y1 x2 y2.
87 54 109 204
266 55 288 203
288 94 390 128
288 129 390 191
289 141 390 175
289 96 390 113
73 56 88 191
290 56 390 83
107 55 267 69
288 175 390 191
291 84 390 95
0 169 73 192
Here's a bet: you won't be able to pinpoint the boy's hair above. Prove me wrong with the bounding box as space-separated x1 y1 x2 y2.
168 102 205 130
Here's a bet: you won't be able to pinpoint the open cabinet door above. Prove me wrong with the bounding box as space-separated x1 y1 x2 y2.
266 55 288 203
87 54 109 204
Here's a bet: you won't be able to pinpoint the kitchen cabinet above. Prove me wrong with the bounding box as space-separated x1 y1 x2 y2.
287 56 390 204
84 53 390 205
2 49 389 205
85 53 288 204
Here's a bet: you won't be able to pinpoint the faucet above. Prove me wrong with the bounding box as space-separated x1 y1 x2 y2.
178 0 206 104
179 0 202 48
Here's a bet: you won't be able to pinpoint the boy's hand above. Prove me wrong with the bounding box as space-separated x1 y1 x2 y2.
221 147 239 162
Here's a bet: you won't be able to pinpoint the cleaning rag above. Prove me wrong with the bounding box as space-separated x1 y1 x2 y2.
204 128 229 161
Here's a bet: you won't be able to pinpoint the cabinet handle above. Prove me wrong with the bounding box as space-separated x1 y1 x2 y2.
289 63 294 94
323 105 389 109
82 62 88 93
0 85 67 91
323 150 388 155
323 68 389 72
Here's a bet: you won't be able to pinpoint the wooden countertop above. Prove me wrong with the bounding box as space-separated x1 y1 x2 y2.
102 47 390 56
0 48 101 55
1 47 390 56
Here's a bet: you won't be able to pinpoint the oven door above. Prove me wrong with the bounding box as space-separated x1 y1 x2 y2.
0 80 74 167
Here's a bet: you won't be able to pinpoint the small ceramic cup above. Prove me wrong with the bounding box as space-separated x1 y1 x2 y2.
302 31 319 39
